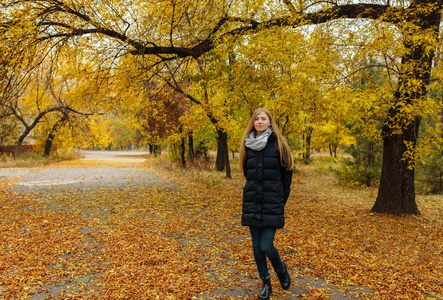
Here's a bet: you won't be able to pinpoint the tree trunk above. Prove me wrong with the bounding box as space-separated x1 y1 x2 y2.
14 130 30 159
188 132 194 162
11 107 70 159
372 117 420 215
304 127 313 165
329 143 337 158
179 126 186 167
302 132 305 161
372 0 440 215
44 117 66 157
154 145 162 155
180 136 186 167
14 138 24 159
44 134 55 157
224 135 231 179
215 129 231 178
149 144 162 155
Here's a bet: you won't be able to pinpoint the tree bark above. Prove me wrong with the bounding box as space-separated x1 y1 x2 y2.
215 129 231 178
215 130 224 171
188 132 194 162
177 125 186 167
304 127 313 165
44 117 66 157
372 119 420 215
180 136 186 167
14 132 28 158
44 133 55 157
224 135 232 179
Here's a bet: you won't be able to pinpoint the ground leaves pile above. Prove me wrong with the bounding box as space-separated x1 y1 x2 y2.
0 158 442 299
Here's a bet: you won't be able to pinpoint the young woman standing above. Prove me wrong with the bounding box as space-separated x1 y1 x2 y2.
239 108 293 300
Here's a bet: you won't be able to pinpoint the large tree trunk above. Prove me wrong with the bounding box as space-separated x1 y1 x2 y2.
372 0 440 215
372 117 421 215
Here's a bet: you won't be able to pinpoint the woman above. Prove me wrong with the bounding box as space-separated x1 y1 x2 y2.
239 108 293 300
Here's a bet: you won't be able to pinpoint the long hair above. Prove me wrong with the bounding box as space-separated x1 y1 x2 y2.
238 108 293 170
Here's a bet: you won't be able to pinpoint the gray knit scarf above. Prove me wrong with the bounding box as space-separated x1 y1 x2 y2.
245 127 273 151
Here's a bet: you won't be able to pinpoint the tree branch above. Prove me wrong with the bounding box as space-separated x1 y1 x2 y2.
129 3 395 58
33 2 396 60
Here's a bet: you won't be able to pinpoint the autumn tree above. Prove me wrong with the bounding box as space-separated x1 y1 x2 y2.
0 15 37 154
112 51 237 175
1 59 66 157
137 82 191 165
0 46 107 157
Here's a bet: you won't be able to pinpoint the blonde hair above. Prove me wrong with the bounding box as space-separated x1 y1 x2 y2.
239 108 293 170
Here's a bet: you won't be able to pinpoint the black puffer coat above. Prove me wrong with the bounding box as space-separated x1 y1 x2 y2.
241 132 293 229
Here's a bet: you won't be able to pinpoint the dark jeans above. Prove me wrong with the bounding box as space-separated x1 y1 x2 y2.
249 226 284 279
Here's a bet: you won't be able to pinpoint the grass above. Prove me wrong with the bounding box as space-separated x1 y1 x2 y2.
0 150 81 168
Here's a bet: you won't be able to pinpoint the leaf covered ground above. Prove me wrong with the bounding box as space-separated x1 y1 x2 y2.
0 156 442 299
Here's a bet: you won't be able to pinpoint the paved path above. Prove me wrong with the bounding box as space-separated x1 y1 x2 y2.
1 151 172 194
79 150 150 160
0 151 373 299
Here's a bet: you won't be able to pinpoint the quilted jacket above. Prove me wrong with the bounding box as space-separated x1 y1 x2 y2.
241 132 293 228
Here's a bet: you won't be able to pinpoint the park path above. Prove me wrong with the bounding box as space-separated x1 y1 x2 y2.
0 151 372 299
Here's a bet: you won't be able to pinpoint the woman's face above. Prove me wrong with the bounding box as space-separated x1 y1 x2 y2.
254 111 271 135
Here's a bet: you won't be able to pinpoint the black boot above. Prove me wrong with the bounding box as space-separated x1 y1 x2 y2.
258 276 272 300
276 262 291 290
